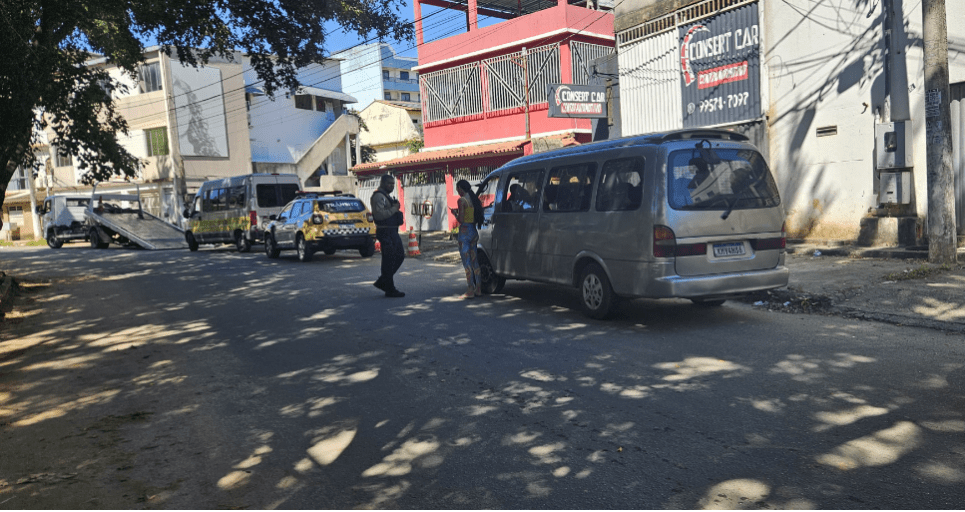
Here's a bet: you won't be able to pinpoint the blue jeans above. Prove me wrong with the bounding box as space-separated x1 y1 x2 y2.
457 224 480 290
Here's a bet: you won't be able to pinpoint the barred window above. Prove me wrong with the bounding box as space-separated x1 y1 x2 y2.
52 147 72 167
145 128 169 156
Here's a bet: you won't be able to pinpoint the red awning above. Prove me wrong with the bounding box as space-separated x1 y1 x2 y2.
352 140 527 175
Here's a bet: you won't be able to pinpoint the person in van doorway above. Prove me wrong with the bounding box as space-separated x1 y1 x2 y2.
371 175 406 298
450 180 483 298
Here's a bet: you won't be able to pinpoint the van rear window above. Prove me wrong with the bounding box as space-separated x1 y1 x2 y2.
257 184 300 208
668 148 780 211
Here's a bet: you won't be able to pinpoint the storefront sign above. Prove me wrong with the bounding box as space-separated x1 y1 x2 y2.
679 3 761 127
547 84 608 118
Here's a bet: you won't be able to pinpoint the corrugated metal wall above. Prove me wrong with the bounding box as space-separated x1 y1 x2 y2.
618 31 682 136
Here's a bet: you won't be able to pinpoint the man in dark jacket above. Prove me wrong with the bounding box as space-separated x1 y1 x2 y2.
370 175 406 297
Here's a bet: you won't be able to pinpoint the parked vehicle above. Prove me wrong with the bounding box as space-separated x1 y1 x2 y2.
475 128 789 319
85 184 187 250
38 194 92 248
263 191 377 261
182 173 301 252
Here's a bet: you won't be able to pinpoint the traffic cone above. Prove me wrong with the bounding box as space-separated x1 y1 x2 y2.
406 229 421 256
374 239 381 252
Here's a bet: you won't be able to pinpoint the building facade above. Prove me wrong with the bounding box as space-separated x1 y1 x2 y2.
352 0 615 232
357 100 424 163
613 0 965 243
332 44 421 109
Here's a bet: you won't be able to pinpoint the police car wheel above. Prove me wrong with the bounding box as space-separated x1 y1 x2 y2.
358 239 375 258
296 235 314 262
265 234 280 259
324 248 337 256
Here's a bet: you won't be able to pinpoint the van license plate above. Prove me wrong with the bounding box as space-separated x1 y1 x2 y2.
713 242 745 257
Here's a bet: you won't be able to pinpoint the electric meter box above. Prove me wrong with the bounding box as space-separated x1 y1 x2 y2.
875 121 913 169
878 171 912 205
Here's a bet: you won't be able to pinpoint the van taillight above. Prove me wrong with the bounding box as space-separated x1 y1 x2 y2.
653 225 676 258
751 223 787 251
249 211 257 227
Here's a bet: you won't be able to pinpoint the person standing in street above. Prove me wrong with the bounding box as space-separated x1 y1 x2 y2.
450 180 483 298
370 175 406 298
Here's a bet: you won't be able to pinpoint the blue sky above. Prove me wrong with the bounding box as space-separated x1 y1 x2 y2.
321 0 503 59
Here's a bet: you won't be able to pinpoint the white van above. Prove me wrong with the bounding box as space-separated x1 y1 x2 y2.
183 173 301 252
475 129 789 319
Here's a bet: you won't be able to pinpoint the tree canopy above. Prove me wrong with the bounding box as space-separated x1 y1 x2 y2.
0 0 412 225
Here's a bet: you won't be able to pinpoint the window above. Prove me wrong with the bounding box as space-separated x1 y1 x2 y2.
256 184 300 208
141 62 162 93
596 158 644 212
667 148 781 211
294 95 313 110
52 147 72 168
204 188 227 212
477 176 500 215
401 93 411 101
384 92 392 100
382 70 390 79
145 127 169 156
544 163 596 212
228 186 246 209
8 206 24 228
10 169 27 190
400 71 410 81
503 170 543 212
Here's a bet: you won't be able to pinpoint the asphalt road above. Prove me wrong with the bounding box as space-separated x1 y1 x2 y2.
1 244 964 509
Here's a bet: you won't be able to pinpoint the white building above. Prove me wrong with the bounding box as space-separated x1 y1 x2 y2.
614 0 965 244
357 100 423 163
331 43 421 110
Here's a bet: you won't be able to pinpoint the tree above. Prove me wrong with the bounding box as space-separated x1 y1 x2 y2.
0 0 413 228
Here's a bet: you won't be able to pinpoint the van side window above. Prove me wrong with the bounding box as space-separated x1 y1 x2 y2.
228 186 246 209
544 163 596 212
209 188 227 212
503 170 543 212
596 158 644 212
477 176 500 215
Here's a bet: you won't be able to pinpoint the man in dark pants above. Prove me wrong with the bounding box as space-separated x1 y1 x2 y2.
370 175 406 297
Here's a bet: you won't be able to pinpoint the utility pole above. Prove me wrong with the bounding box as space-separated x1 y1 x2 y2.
921 0 958 264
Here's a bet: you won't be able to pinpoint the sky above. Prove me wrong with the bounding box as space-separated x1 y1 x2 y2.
320 0 504 60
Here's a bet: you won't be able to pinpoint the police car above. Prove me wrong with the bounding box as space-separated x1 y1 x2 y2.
263 191 377 261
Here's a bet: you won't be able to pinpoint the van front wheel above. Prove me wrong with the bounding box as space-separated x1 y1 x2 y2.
580 263 615 319
235 231 251 253
186 232 199 252
479 253 505 294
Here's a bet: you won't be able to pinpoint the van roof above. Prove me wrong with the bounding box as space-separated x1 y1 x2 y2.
505 128 751 168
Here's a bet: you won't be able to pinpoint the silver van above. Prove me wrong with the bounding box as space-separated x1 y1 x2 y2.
183 173 301 252
475 129 789 319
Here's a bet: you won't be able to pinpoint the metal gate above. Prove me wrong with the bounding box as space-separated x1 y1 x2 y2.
951 82 965 236
401 171 449 232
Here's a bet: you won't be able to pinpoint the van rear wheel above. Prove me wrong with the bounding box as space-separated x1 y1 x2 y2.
235 232 251 253
691 298 725 307
579 263 615 319
185 232 199 252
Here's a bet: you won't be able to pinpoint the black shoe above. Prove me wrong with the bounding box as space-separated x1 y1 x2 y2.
385 289 406 298
373 278 388 292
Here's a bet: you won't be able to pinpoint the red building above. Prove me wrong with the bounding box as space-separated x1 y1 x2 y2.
352 0 614 232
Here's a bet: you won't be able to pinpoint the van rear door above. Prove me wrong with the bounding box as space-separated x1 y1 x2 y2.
664 145 785 277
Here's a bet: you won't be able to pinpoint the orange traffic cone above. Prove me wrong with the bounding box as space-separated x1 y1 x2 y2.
374 239 381 252
406 229 421 256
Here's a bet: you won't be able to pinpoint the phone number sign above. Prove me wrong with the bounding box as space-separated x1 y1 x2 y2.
679 3 761 127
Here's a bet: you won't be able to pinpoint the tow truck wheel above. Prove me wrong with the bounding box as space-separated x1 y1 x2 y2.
46 229 63 249
185 232 199 252
296 235 314 262
89 228 108 249
235 231 251 253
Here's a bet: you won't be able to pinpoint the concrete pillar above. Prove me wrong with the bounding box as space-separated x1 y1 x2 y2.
345 133 351 171
414 0 424 47
468 0 478 31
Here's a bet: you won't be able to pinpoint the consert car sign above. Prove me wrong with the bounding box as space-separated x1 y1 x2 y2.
547 84 607 118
